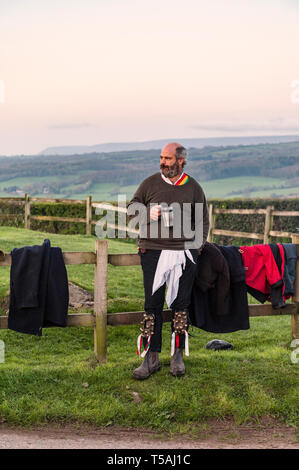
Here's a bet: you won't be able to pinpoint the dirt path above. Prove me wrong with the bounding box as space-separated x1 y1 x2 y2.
0 420 297 449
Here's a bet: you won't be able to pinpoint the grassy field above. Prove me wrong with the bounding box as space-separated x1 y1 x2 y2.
0 227 298 432
1 175 298 200
200 176 293 198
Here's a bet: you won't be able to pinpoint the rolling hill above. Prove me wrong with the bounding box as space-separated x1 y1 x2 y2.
0 140 298 200
38 134 299 156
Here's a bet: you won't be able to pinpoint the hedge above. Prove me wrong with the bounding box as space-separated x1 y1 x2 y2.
209 198 299 244
0 197 298 244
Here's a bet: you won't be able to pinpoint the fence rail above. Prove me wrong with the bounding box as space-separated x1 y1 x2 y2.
0 195 298 242
1 236 299 363
207 204 299 243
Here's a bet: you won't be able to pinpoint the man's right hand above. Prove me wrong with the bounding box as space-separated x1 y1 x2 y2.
150 205 161 221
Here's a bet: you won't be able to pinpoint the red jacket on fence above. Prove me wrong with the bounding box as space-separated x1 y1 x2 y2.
239 244 285 296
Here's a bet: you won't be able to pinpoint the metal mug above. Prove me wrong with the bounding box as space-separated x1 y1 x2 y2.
161 206 174 227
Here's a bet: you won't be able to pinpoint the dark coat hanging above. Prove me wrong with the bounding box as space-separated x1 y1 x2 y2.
8 239 69 336
189 243 250 333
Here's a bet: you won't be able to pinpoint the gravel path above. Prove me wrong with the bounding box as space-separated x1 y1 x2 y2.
0 421 297 449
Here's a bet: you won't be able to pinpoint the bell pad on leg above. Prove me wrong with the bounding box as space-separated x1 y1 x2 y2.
173 311 188 334
140 313 155 337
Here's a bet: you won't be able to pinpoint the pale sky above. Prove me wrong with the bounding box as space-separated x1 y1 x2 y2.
0 0 299 155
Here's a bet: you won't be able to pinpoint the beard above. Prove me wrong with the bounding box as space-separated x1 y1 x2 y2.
160 160 181 178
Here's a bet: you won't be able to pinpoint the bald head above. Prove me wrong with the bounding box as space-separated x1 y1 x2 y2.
161 142 185 158
160 142 187 180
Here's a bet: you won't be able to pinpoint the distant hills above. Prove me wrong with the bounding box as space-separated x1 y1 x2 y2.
39 135 299 155
0 140 298 200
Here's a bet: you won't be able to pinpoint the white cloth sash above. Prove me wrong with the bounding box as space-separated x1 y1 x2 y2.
152 250 195 307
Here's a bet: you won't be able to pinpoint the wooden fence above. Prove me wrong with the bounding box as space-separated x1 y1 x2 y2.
0 195 298 241
0 195 94 235
207 204 299 243
1 236 299 364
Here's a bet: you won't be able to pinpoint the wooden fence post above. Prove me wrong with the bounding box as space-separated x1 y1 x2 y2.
86 195 92 235
207 204 215 242
94 238 108 363
24 193 31 230
263 205 274 244
291 235 299 339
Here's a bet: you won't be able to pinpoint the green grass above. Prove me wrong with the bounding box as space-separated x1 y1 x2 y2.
0 227 298 431
0 175 66 187
200 177 294 199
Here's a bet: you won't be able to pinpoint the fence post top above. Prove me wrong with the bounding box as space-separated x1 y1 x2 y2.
96 239 108 248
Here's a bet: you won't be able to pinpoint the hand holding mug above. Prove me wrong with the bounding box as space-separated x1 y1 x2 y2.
150 205 161 221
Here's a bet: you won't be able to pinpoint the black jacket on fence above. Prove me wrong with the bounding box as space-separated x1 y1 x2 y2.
269 243 286 308
282 243 298 296
216 245 250 332
189 243 250 333
192 242 230 316
8 239 69 336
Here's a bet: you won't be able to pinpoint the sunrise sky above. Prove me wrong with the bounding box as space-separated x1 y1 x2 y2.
0 0 299 155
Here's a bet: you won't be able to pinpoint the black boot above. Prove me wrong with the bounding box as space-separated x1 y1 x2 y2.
132 351 161 380
170 348 185 377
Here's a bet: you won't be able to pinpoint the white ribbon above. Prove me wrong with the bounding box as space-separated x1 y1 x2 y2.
184 331 189 357
141 336 151 357
152 250 195 308
171 332 176 357
137 334 142 356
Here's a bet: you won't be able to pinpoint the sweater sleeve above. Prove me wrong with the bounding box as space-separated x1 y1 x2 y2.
202 192 209 245
128 180 146 206
127 180 152 233
194 183 209 247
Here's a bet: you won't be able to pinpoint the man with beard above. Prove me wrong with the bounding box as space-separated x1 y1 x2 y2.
127 142 209 379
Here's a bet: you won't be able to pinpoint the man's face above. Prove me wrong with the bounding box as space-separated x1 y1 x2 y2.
160 147 183 179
